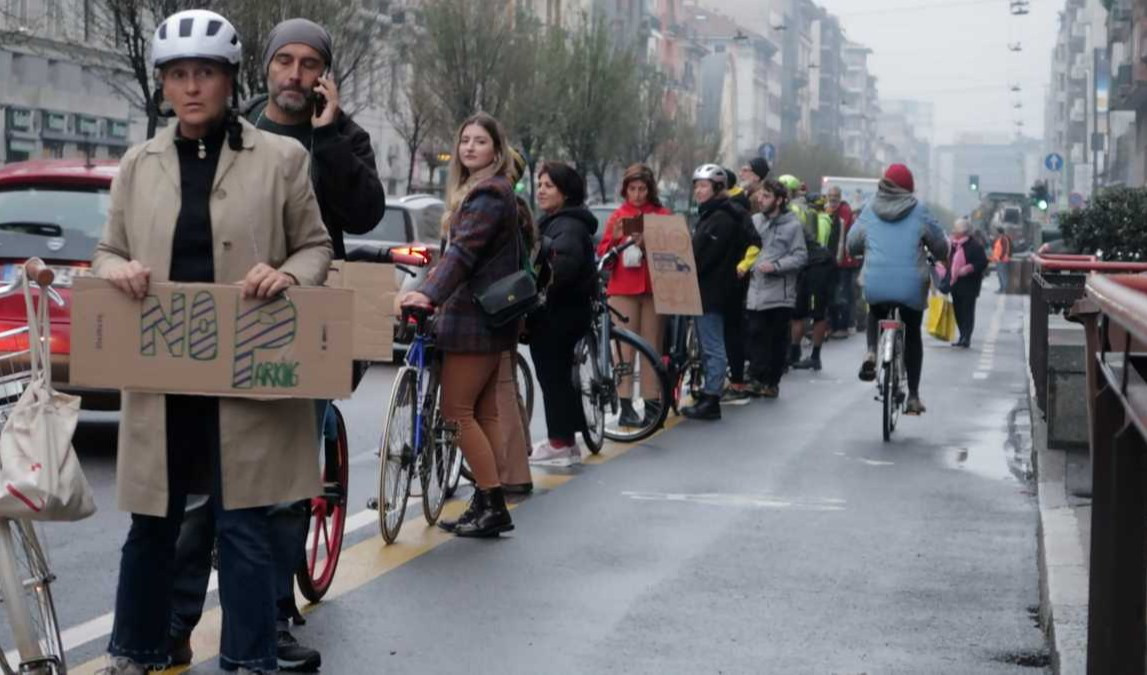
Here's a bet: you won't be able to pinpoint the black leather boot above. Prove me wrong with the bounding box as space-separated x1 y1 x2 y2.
681 394 721 420
437 489 483 533
618 399 641 427
641 398 663 427
454 487 514 538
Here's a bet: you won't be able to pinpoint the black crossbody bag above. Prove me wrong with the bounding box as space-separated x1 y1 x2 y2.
473 223 542 328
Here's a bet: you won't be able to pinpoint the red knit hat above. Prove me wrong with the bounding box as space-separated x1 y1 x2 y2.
884 163 914 192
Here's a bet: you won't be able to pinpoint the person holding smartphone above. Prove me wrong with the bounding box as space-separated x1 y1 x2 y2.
166 18 386 673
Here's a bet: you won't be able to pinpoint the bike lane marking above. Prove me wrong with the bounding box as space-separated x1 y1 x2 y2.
69 416 683 674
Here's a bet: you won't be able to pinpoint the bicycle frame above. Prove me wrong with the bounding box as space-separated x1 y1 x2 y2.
403 325 433 459
589 241 639 410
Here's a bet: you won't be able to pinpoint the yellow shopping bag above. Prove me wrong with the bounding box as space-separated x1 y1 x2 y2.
926 293 957 342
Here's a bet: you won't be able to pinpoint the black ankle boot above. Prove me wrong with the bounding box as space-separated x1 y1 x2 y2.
641 398 663 427
618 399 640 427
438 489 483 533
454 487 514 538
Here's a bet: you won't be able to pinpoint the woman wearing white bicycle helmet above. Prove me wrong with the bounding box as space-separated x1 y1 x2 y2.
96 9 332 674
680 164 753 421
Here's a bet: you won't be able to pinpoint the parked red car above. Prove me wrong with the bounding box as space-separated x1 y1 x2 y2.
0 159 120 409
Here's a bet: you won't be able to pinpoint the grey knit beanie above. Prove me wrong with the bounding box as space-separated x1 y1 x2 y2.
262 18 333 73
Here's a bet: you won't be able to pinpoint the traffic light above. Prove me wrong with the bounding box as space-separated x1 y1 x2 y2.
1030 181 1050 211
969 175 980 192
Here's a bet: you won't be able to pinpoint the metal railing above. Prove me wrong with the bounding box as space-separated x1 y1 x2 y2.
1074 274 1147 673
1029 254 1147 415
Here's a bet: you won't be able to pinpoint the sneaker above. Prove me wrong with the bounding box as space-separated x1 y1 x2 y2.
277 629 321 672
720 387 751 404
169 635 193 666
98 657 148 675
746 380 768 397
904 396 927 415
858 355 877 382
760 385 780 399
529 440 579 465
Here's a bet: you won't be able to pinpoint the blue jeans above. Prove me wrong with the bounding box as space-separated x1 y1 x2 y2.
110 448 277 670
996 262 1009 292
168 403 332 646
696 312 727 396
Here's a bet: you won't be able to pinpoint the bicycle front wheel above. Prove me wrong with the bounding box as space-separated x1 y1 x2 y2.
605 328 671 443
421 382 453 525
574 337 605 454
297 406 349 603
0 518 62 675
378 367 416 543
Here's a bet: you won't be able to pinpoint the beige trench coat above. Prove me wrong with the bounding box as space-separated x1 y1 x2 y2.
93 119 334 517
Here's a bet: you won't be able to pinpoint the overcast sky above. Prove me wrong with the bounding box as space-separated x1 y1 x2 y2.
817 0 1060 146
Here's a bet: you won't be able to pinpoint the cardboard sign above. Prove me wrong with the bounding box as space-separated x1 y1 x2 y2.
69 278 354 399
326 261 397 362
643 214 703 316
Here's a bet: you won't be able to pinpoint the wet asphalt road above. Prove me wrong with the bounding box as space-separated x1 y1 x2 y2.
53 293 1046 673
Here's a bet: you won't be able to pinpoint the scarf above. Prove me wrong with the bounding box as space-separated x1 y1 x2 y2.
950 235 970 283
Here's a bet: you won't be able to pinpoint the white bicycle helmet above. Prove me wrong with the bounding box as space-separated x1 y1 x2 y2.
692 163 727 187
150 10 242 70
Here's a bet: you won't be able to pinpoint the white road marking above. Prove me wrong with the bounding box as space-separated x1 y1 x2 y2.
623 491 847 511
972 295 1007 380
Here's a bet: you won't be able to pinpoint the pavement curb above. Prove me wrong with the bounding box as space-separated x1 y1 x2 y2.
1022 299 1088 675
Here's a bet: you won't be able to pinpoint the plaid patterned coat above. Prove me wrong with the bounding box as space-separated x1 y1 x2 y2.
420 176 520 353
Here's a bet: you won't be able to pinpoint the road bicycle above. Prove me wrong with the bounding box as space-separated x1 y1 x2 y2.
375 306 456 544
300 246 426 590
0 259 66 675
295 403 348 602
875 307 907 442
575 239 671 454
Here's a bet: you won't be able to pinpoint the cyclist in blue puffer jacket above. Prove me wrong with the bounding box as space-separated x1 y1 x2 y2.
847 164 949 415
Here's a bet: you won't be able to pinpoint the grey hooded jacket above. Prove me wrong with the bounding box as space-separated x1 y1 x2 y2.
746 209 808 311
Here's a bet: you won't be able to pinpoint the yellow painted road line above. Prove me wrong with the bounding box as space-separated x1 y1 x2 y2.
71 414 685 674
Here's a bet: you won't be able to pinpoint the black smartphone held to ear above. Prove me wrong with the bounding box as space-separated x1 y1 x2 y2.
310 70 331 118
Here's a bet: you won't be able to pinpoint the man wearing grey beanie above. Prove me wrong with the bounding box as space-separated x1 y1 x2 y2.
167 17 386 674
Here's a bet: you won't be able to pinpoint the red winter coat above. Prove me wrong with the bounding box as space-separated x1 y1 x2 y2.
833 201 861 268
596 201 672 296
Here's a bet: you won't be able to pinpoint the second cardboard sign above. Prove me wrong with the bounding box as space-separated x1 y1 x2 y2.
643 214 703 316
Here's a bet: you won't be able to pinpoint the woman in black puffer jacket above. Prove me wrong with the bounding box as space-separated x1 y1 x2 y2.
527 162 598 464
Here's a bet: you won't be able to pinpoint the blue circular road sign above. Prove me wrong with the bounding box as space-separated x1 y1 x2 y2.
1069 192 1084 208
758 143 777 163
1045 153 1064 172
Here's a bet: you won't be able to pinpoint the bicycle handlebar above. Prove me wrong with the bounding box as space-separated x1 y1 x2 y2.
400 305 434 334
24 258 53 287
596 238 638 273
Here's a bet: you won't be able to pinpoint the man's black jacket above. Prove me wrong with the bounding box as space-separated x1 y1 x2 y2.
242 95 386 259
